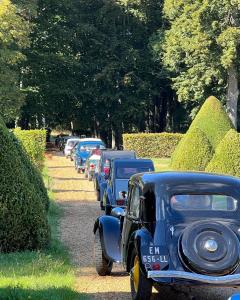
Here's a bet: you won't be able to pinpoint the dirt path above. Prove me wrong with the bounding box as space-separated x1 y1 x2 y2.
47 153 239 300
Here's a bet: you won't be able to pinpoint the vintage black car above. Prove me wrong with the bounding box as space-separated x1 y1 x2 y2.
93 172 240 300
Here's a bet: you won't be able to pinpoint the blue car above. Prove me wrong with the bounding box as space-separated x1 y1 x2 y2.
102 159 154 214
75 138 105 173
94 150 136 204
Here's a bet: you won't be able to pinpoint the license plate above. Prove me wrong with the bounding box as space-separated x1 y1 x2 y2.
142 246 169 267
142 255 168 263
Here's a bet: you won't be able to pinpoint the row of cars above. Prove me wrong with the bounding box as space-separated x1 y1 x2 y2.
64 137 240 300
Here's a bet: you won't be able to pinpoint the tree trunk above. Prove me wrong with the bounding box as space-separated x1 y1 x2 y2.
226 64 239 128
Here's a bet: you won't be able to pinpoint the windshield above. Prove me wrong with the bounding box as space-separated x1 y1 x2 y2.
171 194 238 211
115 179 129 199
116 166 153 179
78 142 105 151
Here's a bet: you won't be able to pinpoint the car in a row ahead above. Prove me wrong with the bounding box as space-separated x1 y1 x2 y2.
94 171 240 300
102 158 154 215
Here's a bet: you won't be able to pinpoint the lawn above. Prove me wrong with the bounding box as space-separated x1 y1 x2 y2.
0 171 88 300
151 158 171 172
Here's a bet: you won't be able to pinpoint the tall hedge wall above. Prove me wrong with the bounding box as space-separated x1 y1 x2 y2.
0 119 50 252
123 133 183 158
206 129 240 177
14 129 46 170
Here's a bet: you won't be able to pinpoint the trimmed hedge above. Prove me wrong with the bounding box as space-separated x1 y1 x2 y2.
189 96 233 148
171 127 213 171
206 129 240 177
14 129 46 170
171 96 233 171
122 133 183 158
0 119 50 252
13 135 50 211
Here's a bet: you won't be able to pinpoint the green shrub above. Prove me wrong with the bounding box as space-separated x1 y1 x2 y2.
14 129 46 170
206 129 240 177
171 127 213 171
13 135 50 211
122 132 183 158
171 96 232 170
189 96 233 148
0 119 50 252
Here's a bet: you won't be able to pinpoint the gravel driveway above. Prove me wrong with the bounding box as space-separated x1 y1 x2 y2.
47 153 240 300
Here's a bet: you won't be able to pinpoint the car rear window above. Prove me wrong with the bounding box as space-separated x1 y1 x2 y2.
116 167 152 179
170 194 238 211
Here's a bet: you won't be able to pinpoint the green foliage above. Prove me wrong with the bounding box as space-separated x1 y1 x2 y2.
13 136 49 211
188 96 233 148
0 200 87 300
153 0 240 110
206 129 240 177
0 118 50 252
171 127 213 171
0 0 30 121
123 132 183 158
14 128 46 170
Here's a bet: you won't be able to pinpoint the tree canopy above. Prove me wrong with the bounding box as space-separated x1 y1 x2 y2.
0 0 30 122
153 0 240 126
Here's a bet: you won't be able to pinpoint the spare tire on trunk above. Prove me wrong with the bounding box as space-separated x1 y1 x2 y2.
178 221 239 275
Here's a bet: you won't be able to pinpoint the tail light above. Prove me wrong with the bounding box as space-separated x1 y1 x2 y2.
90 163 95 170
152 263 161 270
103 160 110 175
116 199 125 206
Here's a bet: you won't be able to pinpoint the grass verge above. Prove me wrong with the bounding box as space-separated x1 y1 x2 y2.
0 169 89 300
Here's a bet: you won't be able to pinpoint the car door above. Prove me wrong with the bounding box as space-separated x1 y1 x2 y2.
122 183 141 266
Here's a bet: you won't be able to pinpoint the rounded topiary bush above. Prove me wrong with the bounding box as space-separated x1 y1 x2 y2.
171 127 213 171
189 96 233 148
206 129 240 177
0 119 50 252
12 135 49 211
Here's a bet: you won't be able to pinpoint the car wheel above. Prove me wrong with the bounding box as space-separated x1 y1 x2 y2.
89 175 93 181
77 168 80 174
105 205 111 215
70 157 73 161
97 190 100 202
84 172 88 179
130 250 152 300
94 229 113 276
179 221 240 276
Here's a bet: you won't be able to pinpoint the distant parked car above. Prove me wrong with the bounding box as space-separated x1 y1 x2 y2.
70 142 79 162
75 138 106 173
102 159 154 214
64 138 81 158
85 154 101 181
94 150 136 204
94 172 240 300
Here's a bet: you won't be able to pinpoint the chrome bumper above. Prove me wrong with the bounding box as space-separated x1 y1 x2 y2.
148 271 240 284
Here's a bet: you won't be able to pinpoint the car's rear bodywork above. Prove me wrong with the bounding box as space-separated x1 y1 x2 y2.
94 171 240 296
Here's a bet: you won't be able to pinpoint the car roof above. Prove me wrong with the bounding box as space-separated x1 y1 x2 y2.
130 172 240 197
101 150 136 160
112 158 153 166
66 138 81 143
80 138 103 142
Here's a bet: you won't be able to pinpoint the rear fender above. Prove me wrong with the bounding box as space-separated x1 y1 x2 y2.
94 216 122 263
126 228 153 273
